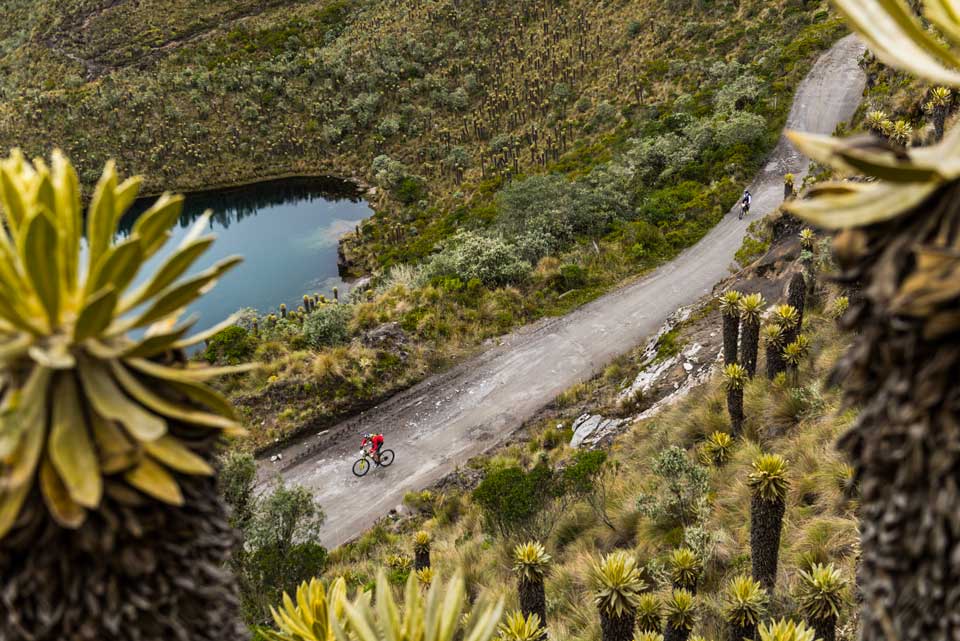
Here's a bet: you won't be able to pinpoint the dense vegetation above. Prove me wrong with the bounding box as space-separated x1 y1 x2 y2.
0 0 848 447
313 229 861 641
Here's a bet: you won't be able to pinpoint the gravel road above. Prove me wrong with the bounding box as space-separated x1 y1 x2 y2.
257 34 866 549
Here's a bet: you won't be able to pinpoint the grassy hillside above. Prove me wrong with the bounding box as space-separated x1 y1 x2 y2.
1 0 848 448
276 224 858 641
292 223 860 641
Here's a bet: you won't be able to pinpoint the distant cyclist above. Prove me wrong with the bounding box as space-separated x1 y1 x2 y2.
739 189 752 220
361 432 385 464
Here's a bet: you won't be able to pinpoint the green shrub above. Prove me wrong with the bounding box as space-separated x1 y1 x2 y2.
558 264 587 290
427 231 531 286
204 325 256 364
303 304 353 348
472 463 560 538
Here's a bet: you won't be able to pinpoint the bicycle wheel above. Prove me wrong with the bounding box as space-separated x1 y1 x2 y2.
379 449 395 467
352 458 370 477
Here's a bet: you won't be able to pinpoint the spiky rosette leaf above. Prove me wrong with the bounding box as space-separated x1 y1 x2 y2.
417 566 435 587
783 341 804 368
928 87 952 108
748 454 790 502
664 589 696 631
771 305 799 331
328 571 502 641
634 632 664 641
722 575 768 626
719 291 743 315
414 529 432 553
498 611 544 641
799 229 815 250
757 619 816 641
0 151 248 539
785 173 795 185
864 110 889 134
705 431 734 466
762 324 785 345
636 593 663 632
738 294 766 324
513 541 552 582
828 296 849 320
795 563 848 621
266 577 347 641
669 548 702 590
590 551 646 617
723 363 748 390
387 554 413 571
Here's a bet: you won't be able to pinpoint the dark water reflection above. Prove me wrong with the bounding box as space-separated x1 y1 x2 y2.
120 176 372 335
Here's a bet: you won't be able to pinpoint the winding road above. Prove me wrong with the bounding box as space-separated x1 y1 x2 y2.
258 34 866 548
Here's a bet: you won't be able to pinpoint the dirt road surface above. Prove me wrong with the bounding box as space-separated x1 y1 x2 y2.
258 34 866 548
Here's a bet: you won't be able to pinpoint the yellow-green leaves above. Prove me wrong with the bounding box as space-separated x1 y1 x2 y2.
265 571 505 641
590 551 645 618
831 0 960 86
0 151 246 539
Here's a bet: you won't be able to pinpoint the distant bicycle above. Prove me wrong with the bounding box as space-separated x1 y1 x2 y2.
739 189 752 220
352 443 395 477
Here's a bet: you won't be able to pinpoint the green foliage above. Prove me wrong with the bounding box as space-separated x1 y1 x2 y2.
220 449 257 530
427 231 531 286
231 479 329 625
664 589 696 631
748 454 790 502
472 462 561 538
205 324 257 364
722 575 768 626
590 551 646 617
636 593 664 633
302 304 353 349
636 446 710 528
757 619 816 641
795 563 847 621
703 431 734 466
498 611 544 641
513 541 552 582
668 548 702 590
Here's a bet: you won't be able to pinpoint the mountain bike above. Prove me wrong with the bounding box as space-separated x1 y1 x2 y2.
739 200 750 220
352 446 395 477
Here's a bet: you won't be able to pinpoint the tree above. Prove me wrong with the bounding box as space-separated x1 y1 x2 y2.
0 152 248 639
762 324 786 380
563 449 619 530
590 551 645 641
794 563 847 641
924 86 952 142
636 447 709 529
414 530 432 569
723 363 748 438
786 273 807 332
239 482 328 625
668 548 702 594
513 541 551 627
722 575 768 641
220 449 258 531
636 593 664 633
772 304 800 350
783 174 795 201
785 4 960 634
719 291 743 366
266 571 503 641
738 293 766 378
798 229 817 300
747 454 789 592
663 589 696 641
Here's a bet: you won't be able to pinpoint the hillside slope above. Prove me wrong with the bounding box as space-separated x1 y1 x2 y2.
259 34 866 549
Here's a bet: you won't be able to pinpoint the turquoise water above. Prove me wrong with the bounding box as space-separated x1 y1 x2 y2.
119 177 372 334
